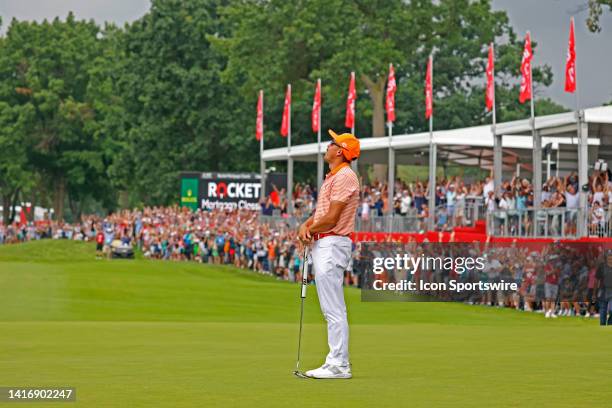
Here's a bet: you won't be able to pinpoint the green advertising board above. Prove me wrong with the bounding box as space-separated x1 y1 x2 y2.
180 178 199 210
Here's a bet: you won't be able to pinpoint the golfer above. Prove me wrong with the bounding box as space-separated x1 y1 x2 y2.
298 130 360 379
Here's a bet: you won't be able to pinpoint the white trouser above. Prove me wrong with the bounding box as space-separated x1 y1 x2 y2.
311 235 352 367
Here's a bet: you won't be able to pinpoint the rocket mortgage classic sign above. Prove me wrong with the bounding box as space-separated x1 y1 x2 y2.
180 172 263 211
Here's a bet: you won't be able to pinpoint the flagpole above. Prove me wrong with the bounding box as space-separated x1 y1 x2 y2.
350 72 358 172
571 16 587 236
287 83 293 215
572 17 580 115
288 84 292 152
351 69 355 138
571 16 580 146
351 123 357 173
428 112 435 231
387 64 395 221
527 32 541 211
573 16 581 168
317 79 323 193
491 43 501 197
259 90 266 198
427 54 436 231
387 116 394 220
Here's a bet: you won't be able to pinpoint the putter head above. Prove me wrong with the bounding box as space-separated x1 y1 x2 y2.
293 370 310 379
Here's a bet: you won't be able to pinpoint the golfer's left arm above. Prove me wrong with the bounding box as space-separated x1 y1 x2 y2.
308 201 347 234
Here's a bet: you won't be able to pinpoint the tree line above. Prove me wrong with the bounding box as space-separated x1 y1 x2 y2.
0 0 573 223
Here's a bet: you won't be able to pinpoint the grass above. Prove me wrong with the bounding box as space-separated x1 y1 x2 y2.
0 240 610 407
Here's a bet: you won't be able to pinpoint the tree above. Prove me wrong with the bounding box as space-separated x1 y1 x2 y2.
0 18 35 223
216 0 566 181
115 0 255 205
0 102 35 224
0 14 115 221
587 0 612 32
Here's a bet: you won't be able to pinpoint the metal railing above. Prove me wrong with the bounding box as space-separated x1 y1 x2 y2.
259 196 487 233
583 205 612 238
355 213 423 232
485 207 601 239
488 204 612 239
433 196 485 230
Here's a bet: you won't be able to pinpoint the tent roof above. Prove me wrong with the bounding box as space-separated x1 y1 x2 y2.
262 105 611 170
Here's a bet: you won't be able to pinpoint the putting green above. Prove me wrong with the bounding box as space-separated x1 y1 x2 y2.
0 241 610 407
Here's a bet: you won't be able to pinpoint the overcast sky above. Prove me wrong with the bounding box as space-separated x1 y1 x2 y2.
1 0 611 108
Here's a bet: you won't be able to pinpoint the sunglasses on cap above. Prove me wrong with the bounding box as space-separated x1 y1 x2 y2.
329 141 347 150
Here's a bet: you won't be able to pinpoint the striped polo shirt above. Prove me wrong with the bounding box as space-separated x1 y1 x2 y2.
314 163 360 236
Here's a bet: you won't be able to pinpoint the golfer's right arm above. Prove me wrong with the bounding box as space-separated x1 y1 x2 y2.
298 215 314 242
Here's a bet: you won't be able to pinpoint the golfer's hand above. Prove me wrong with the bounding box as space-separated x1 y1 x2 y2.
298 223 312 243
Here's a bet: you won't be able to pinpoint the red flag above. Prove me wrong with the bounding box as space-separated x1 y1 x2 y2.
386 64 397 123
425 56 433 119
312 80 321 132
486 43 495 111
565 18 576 93
345 72 356 129
280 84 291 137
19 209 27 226
255 90 263 141
519 32 533 104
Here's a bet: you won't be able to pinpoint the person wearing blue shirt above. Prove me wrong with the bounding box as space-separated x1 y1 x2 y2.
260 198 275 216
372 195 384 216
516 192 527 211
215 233 225 260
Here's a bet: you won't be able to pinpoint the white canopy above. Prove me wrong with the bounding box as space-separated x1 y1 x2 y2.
262 105 612 173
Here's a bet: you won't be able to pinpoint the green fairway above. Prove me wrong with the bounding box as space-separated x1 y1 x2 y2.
0 241 610 407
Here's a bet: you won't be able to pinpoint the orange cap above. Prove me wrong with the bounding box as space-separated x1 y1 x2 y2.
328 129 360 161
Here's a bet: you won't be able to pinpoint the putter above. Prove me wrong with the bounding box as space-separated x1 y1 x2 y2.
293 248 311 379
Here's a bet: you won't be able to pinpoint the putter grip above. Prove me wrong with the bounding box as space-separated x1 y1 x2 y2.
300 250 309 298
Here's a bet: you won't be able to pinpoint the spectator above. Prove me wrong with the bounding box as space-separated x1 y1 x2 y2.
400 190 412 216
544 262 559 318
596 250 612 326
372 193 384 217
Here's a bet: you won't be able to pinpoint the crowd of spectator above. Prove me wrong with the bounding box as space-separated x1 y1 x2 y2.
3 170 612 246
2 170 612 321
2 206 610 321
360 240 610 321
258 169 612 236
0 207 309 282
257 169 611 235
485 170 612 236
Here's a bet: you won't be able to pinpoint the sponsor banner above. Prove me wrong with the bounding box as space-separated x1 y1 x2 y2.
180 178 199 211
180 172 262 211
358 241 609 303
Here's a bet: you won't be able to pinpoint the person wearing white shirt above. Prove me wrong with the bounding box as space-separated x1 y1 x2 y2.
454 187 466 226
483 180 494 197
499 191 515 211
563 184 579 235
483 172 495 198
541 186 551 204
361 197 370 220
400 191 412 215
564 185 579 209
